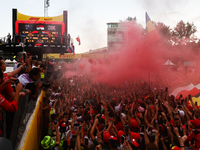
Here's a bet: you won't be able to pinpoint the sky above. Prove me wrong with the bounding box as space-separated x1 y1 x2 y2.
1 0 200 54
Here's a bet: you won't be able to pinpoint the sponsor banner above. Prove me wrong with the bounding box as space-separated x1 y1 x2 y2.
43 53 108 59
17 10 63 22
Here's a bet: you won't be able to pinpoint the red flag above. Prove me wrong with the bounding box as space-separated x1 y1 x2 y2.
76 36 81 45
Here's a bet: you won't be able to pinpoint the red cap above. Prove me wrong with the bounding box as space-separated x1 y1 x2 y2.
101 114 105 120
62 122 66 127
130 118 138 128
87 110 95 114
190 119 200 127
103 131 111 143
110 135 117 140
131 132 140 140
171 146 181 150
131 139 139 147
117 130 125 142
159 125 164 133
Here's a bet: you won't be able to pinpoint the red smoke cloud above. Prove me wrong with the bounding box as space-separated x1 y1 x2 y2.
63 21 199 88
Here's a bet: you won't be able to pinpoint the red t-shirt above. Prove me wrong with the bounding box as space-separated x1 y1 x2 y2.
115 122 124 131
2 73 14 101
0 94 18 112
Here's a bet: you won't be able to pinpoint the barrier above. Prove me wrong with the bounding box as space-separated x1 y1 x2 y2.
17 90 45 150
9 93 39 148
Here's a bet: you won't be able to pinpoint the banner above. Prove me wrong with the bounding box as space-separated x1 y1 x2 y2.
43 53 108 59
17 10 63 22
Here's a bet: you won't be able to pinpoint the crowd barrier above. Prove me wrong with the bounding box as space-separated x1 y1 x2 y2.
1 90 45 149
16 90 45 150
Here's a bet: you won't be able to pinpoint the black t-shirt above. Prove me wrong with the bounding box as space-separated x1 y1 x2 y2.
25 82 36 96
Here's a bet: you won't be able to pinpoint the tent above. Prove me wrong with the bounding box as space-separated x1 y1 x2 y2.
163 59 175 66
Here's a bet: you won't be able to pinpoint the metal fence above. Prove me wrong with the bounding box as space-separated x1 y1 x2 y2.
1 92 40 149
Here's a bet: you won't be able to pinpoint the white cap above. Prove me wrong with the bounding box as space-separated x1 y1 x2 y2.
178 110 185 117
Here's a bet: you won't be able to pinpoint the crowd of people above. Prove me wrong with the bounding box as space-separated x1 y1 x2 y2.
0 52 56 141
39 64 200 150
0 51 200 150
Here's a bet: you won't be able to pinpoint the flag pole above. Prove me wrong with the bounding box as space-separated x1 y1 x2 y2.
145 12 160 92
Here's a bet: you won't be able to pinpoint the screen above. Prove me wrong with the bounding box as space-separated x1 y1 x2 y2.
25 25 33 30
48 25 56 30
17 22 63 44
36 25 45 30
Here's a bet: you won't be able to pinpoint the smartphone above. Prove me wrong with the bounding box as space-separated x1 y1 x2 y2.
79 125 82 130
85 138 88 146
23 53 26 62
125 124 129 135
121 135 126 144
178 105 182 109
189 94 191 100
191 137 195 145
141 124 145 132
181 100 184 105
54 119 57 125
15 79 19 85
186 123 188 130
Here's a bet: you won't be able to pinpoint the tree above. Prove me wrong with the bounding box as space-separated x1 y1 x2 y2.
154 22 173 45
172 20 197 45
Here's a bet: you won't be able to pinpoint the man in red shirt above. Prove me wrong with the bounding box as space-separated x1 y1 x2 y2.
0 69 23 112
0 56 32 99
0 57 30 138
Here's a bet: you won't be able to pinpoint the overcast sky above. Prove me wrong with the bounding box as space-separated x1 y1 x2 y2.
1 0 200 53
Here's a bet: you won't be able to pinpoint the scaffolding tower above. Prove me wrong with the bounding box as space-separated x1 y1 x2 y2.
44 0 50 17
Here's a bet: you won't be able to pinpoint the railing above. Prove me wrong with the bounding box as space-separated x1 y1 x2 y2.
10 94 37 149
0 90 42 149
18 90 45 150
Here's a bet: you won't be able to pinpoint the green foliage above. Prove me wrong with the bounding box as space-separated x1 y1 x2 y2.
154 20 197 46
